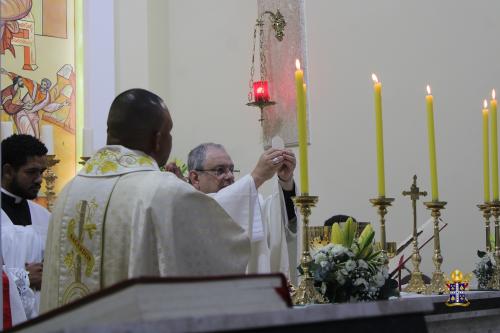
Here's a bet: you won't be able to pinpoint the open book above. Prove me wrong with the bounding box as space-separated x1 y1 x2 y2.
11 274 291 333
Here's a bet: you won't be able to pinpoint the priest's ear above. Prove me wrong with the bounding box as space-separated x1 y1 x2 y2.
2 163 16 183
188 170 201 190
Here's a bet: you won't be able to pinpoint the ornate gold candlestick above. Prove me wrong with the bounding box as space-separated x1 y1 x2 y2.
478 203 492 252
423 200 447 294
369 196 395 265
403 175 427 293
291 195 325 305
78 156 91 166
43 154 60 212
488 201 500 289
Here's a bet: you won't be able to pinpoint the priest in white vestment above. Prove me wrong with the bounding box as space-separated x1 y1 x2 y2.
1 134 51 321
184 143 298 281
40 89 250 313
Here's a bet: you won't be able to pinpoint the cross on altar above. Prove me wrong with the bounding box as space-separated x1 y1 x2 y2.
403 175 428 236
402 175 428 293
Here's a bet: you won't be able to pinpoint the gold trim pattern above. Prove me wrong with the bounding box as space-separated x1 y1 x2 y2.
82 148 154 175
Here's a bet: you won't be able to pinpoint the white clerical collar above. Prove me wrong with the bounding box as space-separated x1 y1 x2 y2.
1 188 23 203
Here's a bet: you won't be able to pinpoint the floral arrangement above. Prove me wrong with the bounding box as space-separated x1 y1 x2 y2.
310 218 398 302
473 250 495 290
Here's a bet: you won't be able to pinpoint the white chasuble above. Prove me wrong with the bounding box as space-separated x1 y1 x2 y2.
40 146 250 313
209 175 297 279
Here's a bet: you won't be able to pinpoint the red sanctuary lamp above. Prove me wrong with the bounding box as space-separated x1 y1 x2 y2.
253 81 270 102
246 10 285 124
247 80 276 123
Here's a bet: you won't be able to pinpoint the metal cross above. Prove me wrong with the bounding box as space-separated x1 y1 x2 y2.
402 175 427 239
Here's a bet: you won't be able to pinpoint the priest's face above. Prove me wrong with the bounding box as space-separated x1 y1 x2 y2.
4 155 47 199
194 147 235 194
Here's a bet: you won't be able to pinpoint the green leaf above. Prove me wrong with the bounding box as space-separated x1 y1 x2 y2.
342 217 358 248
358 231 375 258
330 223 344 245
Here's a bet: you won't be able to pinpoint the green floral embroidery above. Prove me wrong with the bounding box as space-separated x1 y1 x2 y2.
82 148 155 175
99 161 118 174
138 156 153 166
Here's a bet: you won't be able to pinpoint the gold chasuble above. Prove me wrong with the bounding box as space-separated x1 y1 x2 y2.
40 146 250 312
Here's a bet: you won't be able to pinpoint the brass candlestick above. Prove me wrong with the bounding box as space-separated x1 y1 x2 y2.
369 196 395 265
78 156 91 166
477 203 492 252
291 195 325 305
403 175 427 293
488 201 500 289
424 200 447 294
43 154 60 212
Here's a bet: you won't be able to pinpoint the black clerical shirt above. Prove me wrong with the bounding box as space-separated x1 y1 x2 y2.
1 191 32 226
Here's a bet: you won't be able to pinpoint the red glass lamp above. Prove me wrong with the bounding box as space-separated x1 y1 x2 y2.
246 10 285 123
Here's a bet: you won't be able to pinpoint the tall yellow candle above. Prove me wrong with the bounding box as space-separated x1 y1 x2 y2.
483 100 490 202
491 89 499 201
295 59 309 194
372 74 385 197
426 85 439 201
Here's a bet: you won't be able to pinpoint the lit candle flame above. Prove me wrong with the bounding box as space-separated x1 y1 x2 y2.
493 89 496 100
371 73 379 84
484 99 488 109
295 59 301 70
426 85 431 95
257 87 264 94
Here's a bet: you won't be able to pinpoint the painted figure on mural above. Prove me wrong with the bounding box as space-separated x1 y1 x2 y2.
0 0 32 57
1 68 69 138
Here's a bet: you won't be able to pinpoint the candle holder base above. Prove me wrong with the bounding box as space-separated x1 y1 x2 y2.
292 276 325 306
405 271 427 294
426 271 448 295
292 195 326 305
423 200 447 295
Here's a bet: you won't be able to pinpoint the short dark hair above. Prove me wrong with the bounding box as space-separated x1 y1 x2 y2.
1 134 48 171
107 88 167 146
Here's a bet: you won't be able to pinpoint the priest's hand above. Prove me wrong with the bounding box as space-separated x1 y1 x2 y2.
251 148 283 189
164 162 186 181
25 262 43 291
278 149 296 191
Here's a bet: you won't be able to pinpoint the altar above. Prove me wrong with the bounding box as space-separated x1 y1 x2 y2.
7 277 500 333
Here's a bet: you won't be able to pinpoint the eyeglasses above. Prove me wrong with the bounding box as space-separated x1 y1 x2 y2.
195 166 240 178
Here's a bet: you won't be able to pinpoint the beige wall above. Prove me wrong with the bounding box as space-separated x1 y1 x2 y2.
107 0 500 277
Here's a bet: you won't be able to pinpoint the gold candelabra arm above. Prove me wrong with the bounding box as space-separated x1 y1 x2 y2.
488 201 500 289
43 154 60 212
478 203 492 252
423 201 447 294
369 197 394 264
291 195 325 305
